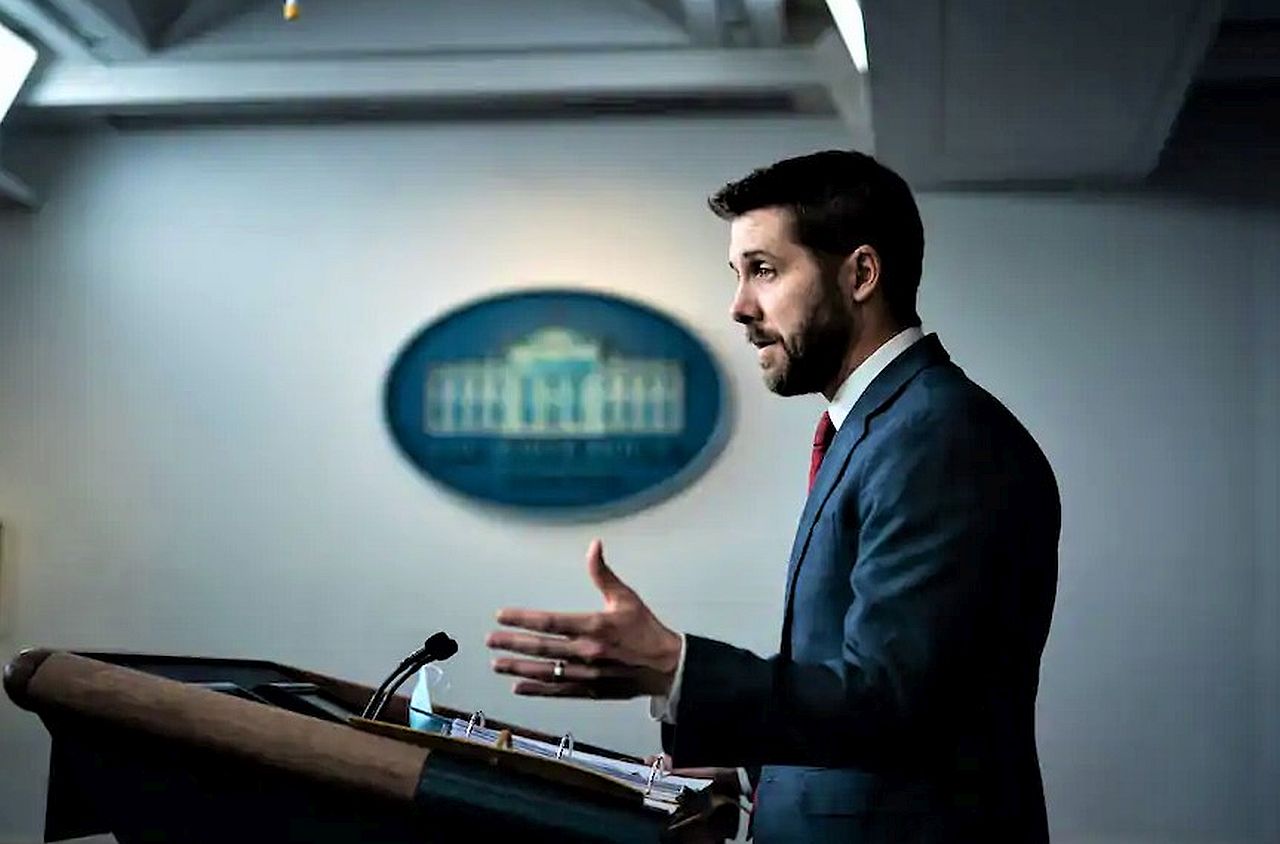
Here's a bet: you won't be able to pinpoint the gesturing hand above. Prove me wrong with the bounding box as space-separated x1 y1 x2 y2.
486 539 683 700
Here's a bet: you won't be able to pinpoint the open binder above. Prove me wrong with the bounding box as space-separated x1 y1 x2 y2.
351 711 711 811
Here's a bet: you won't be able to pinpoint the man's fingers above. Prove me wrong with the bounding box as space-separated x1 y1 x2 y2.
510 678 634 699
636 755 720 780
491 657 617 683
586 539 633 600
489 652 639 699
494 608 602 637
510 679 599 698
487 631 571 659
486 630 614 664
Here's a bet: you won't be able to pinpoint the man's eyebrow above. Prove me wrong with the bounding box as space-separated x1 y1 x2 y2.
728 249 778 269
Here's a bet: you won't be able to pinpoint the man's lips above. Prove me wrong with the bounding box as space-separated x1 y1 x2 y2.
752 338 779 365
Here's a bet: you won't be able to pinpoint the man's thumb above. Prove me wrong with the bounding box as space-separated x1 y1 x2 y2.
586 539 629 598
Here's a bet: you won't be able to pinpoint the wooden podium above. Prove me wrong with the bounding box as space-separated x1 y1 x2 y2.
4 649 736 843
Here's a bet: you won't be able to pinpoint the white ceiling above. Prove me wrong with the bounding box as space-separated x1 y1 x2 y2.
2 0 1271 207
2 1 842 122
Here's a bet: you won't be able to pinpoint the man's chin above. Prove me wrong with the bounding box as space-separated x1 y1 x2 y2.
762 358 831 397
763 369 806 397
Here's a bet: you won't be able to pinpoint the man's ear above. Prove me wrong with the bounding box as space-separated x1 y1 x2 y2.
843 245 881 304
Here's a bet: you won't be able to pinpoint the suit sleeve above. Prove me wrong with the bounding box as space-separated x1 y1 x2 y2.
665 409 1003 770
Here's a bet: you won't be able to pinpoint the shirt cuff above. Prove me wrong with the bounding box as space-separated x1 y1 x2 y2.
648 632 687 724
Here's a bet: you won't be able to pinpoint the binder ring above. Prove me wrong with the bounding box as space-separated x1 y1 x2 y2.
556 732 574 759
644 756 664 796
465 711 485 738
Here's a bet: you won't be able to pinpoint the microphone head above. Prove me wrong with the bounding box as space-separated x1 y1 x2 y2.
423 631 458 661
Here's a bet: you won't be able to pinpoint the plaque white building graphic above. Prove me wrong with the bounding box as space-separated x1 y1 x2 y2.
424 328 685 437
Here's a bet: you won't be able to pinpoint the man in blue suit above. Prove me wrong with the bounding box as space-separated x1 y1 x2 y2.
487 150 1060 842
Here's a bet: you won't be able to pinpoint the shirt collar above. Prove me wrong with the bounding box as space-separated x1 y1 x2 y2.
828 326 926 430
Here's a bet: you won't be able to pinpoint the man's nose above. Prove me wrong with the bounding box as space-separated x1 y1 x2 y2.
730 282 760 325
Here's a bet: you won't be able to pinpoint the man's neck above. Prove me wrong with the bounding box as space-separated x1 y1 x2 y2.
821 323 909 401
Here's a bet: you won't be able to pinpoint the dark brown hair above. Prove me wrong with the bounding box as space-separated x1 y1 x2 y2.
709 150 924 327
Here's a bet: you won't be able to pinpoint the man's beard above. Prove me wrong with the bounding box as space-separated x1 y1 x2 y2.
764 306 852 397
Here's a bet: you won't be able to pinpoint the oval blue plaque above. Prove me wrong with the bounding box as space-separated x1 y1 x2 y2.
384 290 730 518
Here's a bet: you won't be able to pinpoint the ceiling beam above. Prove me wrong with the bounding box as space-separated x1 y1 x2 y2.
159 0 257 49
1197 20 1280 81
743 0 785 46
813 27 872 152
1122 0 1226 177
649 0 785 47
0 0 95 61
21 47 826 114
44 0 149 60
680 0 721 45
0 164 37 208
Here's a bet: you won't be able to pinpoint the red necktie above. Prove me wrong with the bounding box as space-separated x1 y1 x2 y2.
809 411 836 492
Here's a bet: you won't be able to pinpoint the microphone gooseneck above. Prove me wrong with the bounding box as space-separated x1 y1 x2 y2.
361 632 458 721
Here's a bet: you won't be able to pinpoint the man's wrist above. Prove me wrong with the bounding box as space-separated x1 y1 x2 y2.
648 632 687 720
656 627 683 693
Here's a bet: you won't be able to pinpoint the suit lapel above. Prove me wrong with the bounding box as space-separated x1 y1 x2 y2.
780 334 950 653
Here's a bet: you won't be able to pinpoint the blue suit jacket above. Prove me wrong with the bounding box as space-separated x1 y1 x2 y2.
663 334 1059 842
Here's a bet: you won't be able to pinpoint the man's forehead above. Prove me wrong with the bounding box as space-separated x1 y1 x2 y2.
728 207 795 257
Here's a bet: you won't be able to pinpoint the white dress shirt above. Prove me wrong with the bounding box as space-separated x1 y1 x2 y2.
648 327 926 790
825 326 925 432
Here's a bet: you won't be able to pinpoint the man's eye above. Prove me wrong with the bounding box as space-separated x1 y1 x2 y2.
752 264 775 278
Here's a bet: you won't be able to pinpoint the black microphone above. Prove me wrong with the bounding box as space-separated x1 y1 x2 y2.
422 631 458 662
361 632 458 720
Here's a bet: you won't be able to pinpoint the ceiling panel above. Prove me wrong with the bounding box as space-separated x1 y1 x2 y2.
126 0 193 45
159 0 692 59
